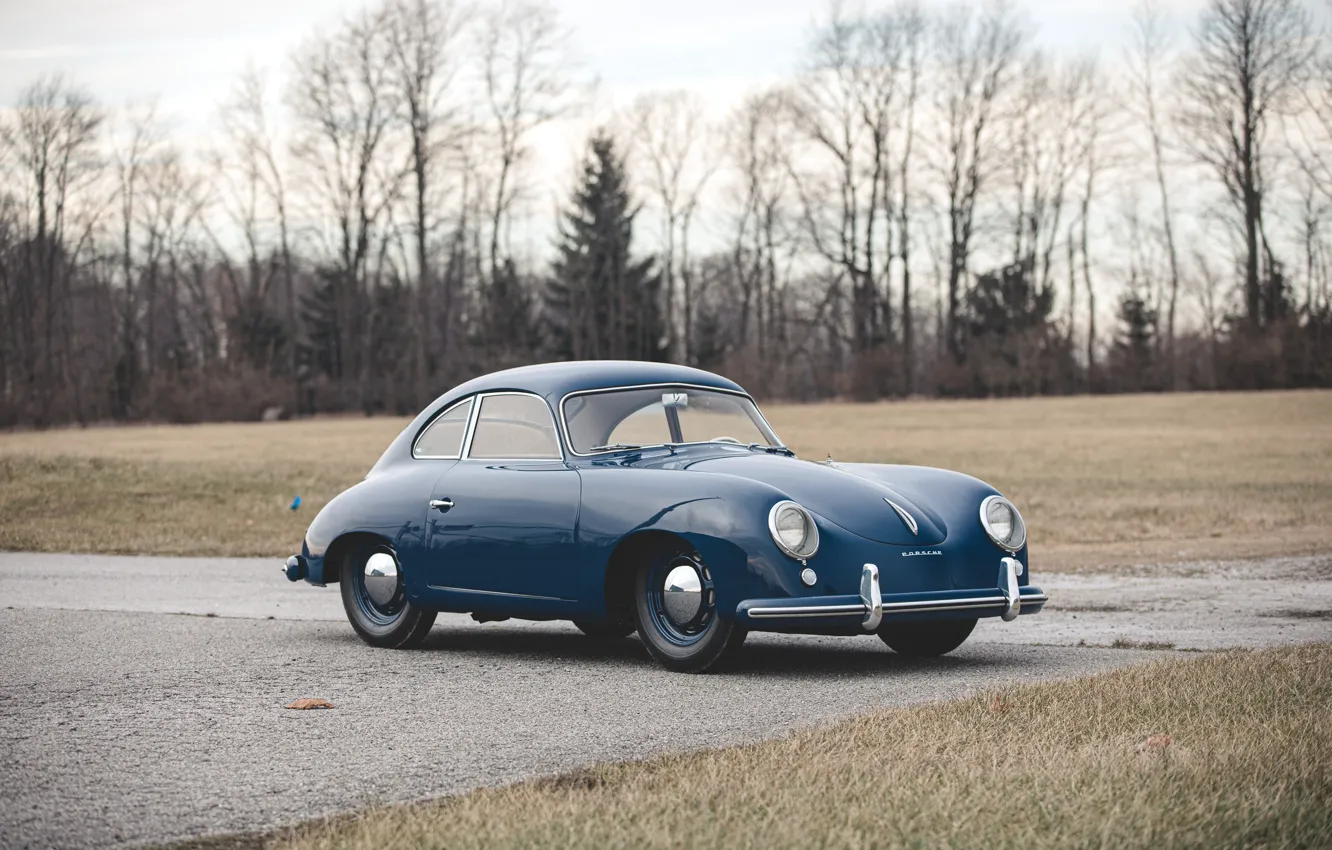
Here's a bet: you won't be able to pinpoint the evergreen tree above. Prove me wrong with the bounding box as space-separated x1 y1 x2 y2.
1109 286 1160 391
545 130 665 362
954 259 1073 395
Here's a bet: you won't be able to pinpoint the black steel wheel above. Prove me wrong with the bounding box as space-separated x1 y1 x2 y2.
877 618 976 657
633 542 745 673
339 541 437 649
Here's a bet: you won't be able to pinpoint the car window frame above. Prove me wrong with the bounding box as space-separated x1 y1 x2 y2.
462 391 565 462
412 396 477 460
558 382 784 457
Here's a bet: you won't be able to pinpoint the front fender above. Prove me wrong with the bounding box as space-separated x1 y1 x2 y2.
576 467 845 618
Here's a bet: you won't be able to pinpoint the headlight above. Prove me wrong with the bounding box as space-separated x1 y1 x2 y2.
768 500 820 560
980 495 1026 552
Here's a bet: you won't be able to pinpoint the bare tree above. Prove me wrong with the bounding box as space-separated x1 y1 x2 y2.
1077 79 1107 388
1295 22 1332 200
386 0 470 392
137 146 208 380
1005 53 1098 299
786 1 923 394
111 101 163 416
630 90 719 364
931 0 1025 363
289 6 405 406
896 3 926 394
1179 0 1315 329
478 0 578 287
1127 0 1185 387
217 68 298 378
728 91 793 373
2 75 103 422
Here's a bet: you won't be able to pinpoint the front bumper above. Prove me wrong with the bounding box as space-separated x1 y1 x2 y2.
735 558 1046 632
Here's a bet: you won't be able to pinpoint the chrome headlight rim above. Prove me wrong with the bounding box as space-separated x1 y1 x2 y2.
979 494 1026 553
768 500 820 560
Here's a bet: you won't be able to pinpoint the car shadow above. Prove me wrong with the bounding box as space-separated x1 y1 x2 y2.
323 622 1031 680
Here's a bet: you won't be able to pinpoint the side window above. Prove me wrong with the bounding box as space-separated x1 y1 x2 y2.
468 394 561 459
414 398 473 458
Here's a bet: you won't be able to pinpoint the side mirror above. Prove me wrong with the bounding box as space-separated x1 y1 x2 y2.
662 392 689 409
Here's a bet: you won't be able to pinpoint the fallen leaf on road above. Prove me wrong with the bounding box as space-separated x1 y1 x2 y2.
285 698 334 710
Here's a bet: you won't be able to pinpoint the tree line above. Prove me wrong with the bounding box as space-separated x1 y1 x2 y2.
2 0 1330 427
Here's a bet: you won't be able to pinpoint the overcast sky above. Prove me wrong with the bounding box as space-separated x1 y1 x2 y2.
1 0 1211 129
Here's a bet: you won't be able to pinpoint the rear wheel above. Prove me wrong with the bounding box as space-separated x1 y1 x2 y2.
633 543 746 673
877 618 976 657
573 618 636 639
340 542 436 649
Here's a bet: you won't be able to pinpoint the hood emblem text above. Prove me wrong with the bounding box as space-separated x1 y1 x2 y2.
902 550 942 557
884 498 919 536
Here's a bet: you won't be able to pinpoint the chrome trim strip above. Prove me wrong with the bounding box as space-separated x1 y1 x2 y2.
463 391 564 461
746 590 1047 620
747 604 866 619
557 382 785 457
427 584 570 602
884 498 918 536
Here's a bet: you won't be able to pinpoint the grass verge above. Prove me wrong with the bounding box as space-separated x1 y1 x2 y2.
179 643 1332 850
3 390 1330 566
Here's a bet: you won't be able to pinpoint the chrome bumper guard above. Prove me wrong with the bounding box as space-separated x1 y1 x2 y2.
743 560 1047 630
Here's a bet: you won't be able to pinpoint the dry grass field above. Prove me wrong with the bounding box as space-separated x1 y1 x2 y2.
197 643 1327 850
2 390 1330 570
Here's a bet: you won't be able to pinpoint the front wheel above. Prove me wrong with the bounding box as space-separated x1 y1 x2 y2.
633 543 746 673
340 542 436 649
877 618 976 657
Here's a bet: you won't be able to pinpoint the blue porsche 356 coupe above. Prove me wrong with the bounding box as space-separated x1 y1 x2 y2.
285 361 1045 672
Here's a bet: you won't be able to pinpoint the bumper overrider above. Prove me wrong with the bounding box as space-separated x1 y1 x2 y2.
736 558 1046 631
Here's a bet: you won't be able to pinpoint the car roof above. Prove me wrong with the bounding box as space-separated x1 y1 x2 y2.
435 360 745 406
369 361 750 473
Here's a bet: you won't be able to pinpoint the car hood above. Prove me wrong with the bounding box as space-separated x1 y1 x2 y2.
681 453 947 545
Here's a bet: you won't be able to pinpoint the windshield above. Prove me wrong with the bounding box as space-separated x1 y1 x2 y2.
562 386 781 454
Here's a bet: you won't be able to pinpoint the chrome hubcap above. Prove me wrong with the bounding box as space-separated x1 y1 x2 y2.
662 564 702 626
363 552 399 608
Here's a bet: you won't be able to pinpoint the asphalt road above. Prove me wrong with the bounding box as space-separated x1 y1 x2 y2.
1 552 1329 849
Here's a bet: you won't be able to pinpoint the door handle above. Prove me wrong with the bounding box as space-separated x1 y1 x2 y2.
430 499 454 511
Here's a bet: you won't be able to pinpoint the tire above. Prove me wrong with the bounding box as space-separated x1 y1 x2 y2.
878 618 976 657
633 542 746 673
339 542 437 649
573 619 636 639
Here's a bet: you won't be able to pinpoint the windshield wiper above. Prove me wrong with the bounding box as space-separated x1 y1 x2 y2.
749 443 795 456
588 443 643 453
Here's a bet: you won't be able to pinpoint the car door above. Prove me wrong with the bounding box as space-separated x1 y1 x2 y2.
423 392 581 609
393 396 474 585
